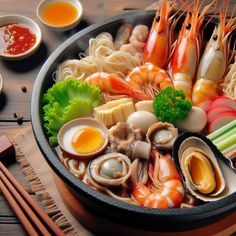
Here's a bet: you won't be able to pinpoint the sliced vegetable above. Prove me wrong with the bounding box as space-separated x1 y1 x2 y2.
216 133 236 152
207 120 236 141
153 87 192 123
212 127 236 145
43 78 102 144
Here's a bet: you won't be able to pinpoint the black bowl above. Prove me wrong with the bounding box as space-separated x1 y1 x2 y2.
31 10 236 232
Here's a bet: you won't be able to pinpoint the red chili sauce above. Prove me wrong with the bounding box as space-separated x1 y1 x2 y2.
0 23 36 55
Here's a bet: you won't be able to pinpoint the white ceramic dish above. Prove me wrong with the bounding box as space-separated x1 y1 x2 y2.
0 15 42 60
37 0 83 31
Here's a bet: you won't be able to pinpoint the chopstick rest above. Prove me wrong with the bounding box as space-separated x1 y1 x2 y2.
0 135 15 160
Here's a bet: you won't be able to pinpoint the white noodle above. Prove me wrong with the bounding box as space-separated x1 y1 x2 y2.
56 33 140 82
220 61 236 99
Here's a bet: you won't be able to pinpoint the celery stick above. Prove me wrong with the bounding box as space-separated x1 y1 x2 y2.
212 126 236 145
216 133 236 152
207 120 236 141
222 143 236 155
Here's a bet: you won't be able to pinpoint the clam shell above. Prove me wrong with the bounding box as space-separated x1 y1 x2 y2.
173 132 236 202
146 122 178 150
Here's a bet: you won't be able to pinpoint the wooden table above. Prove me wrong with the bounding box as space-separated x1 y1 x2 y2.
0 0 234 235
0 1 157 234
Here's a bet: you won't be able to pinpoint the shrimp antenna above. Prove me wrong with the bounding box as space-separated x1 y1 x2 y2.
202 0 225 31
177 0 192 13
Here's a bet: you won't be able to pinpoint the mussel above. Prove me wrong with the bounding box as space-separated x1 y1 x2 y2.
173 132 236 202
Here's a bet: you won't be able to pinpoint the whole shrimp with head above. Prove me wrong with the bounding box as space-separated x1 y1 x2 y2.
143 0 178 68
132 150 184 208
192 4 236 107
171 0 215 101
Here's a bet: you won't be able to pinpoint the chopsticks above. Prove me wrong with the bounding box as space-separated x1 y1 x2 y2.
0 162 65 236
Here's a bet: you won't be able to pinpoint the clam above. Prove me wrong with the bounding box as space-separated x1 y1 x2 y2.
146 122 178 150
173 132 236 202
89 152 131 186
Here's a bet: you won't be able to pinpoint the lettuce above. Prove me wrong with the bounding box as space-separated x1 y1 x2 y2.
42 78 102 145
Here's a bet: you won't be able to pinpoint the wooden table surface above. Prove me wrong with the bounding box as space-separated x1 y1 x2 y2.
0 0 234 235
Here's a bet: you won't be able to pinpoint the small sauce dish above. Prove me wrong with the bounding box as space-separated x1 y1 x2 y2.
37 0 83 31
0 15 42 60
58 118 109 160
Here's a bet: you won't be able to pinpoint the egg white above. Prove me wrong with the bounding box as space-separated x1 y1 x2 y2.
62 124 105 155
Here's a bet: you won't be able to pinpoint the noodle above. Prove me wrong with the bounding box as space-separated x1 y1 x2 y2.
56 33 140 82
219 60 236 99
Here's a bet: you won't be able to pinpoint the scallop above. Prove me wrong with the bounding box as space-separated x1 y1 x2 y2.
58 118 108 159
173 132 236 202
127 111 158 134
175 106 207 132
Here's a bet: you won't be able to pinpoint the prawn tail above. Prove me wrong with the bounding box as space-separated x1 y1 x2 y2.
130 89 153 101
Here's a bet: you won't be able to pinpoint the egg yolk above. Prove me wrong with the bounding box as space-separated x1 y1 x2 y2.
71 127 105 154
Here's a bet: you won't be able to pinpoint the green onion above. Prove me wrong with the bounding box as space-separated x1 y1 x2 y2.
222 143 236 155
207 120 236 141
216 133 236 152
212 126 236 146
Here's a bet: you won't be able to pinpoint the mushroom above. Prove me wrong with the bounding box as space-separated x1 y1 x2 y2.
131 140 151 160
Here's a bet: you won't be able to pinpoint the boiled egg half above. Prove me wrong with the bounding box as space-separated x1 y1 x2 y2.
58 118 108 159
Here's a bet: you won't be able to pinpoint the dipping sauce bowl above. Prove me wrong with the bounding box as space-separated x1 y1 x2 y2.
37 0 83 31
0 15 42 60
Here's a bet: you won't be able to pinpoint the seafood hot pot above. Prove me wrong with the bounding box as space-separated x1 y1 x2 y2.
31 10 236 233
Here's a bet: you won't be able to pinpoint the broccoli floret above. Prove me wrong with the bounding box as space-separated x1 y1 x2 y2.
153 87 192 123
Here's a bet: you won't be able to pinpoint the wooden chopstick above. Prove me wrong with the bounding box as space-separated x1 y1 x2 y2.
0 162 65 236
0 178 39 236
0 170 51 235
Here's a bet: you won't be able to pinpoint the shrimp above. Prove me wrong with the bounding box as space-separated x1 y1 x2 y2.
129 24 149 51
114 24 133 50
120 24 149 64
126 64 173 98
192 6 236 106
132 150 184 208
85 72 152 101
143 0 177 68
171 0 215 101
